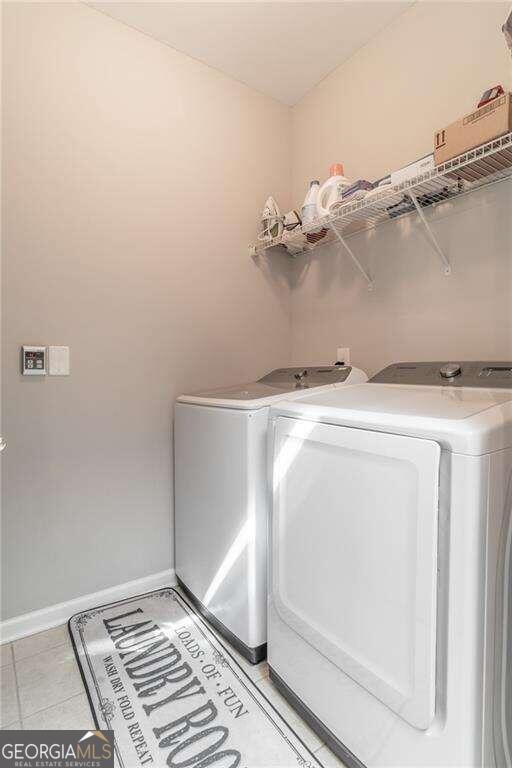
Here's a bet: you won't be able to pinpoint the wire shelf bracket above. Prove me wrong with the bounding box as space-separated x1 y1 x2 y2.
408 192 451 275
329 223 374 290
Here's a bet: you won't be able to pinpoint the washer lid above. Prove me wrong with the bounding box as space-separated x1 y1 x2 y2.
271 383 512 455
177 365 362 409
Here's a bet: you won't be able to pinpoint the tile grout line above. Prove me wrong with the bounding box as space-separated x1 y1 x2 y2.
12 633 71 730
21 690 88 728
13 639 70 666
10 645 24 730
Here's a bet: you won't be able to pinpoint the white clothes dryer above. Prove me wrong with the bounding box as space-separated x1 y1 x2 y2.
268 361 512 767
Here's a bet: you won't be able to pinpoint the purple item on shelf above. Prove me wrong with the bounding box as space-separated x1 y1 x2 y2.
342 179 374 200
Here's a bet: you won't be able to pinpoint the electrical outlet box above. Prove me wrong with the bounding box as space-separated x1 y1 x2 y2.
22 346 46 375
48 346 70 376
337 347 351 365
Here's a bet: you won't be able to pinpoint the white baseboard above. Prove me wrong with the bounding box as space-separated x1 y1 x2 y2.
0 569 176 644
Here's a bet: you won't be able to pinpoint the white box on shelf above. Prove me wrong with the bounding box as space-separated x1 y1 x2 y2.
391 154 434 186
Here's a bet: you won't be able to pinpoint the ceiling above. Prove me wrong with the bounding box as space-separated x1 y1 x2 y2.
90 2 414 105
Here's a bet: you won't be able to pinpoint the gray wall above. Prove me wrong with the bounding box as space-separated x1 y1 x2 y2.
3 0 512 624
1 2 291 620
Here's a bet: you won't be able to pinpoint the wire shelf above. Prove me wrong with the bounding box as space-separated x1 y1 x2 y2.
251 132 512 259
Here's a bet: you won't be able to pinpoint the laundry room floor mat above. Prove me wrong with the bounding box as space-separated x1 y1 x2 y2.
69 587 325 768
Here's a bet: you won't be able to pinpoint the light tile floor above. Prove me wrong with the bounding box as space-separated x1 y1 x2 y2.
0 626 94 732
0 623 345 766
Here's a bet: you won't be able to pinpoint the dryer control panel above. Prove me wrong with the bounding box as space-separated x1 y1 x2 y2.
371 361 512 388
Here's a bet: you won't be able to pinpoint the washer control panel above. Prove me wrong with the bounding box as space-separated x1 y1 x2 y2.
371 361 512 388
22 346 46 375
259 365 352 390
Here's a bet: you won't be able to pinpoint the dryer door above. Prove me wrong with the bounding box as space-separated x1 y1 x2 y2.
271 417 440 730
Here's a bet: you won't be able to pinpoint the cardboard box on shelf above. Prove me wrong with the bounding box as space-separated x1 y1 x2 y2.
434 93 512 166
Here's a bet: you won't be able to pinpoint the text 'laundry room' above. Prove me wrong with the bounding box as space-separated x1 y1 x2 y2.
1 3 512 768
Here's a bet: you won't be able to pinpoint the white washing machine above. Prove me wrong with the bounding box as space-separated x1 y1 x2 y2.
268 361 512 767
174 364 367 663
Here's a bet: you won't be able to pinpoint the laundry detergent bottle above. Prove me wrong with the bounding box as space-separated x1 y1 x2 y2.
316 163 350 217
301 180 321 231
